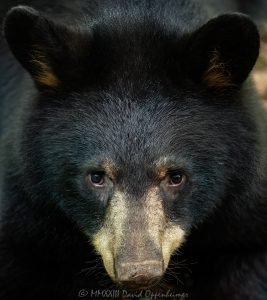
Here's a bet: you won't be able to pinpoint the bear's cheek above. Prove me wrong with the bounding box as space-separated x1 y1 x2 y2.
91 188 186 283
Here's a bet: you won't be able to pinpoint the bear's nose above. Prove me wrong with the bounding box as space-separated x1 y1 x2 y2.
115 260 164 289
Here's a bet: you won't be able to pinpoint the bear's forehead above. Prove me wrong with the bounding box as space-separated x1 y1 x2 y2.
79 100 178 149
62 92 220 157
79 96 210 146
78 102 193 171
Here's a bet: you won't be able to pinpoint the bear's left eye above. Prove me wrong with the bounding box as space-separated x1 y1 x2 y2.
90 171 105 186
167 171 186 188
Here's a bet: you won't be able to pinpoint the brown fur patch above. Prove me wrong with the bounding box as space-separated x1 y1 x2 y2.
155 157 170 179
31 50 60 88
157 167 168 179
202 50 234 88
102 160 119 180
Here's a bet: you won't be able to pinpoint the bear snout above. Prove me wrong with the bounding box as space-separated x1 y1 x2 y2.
115 260 164 289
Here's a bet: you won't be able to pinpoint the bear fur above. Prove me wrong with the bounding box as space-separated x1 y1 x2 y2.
0 0 267 299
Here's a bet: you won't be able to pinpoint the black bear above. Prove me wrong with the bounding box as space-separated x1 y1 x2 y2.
0 0 266 299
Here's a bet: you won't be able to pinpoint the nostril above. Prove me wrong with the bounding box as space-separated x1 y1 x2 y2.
115 260 164 288
130 274 161 285
131 273 147 282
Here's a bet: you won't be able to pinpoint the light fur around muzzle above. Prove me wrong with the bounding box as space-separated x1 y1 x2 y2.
92 189 186 280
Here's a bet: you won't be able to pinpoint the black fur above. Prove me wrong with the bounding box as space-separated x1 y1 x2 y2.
0 1 266 299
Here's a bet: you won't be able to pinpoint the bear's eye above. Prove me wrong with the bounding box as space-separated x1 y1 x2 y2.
90 172 105 186
167 171 186 188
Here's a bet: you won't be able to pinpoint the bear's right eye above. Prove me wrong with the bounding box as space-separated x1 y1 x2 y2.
90 172 105 186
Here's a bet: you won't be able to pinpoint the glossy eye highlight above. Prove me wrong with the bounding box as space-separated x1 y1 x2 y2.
166 171 186 188
90 171 105 186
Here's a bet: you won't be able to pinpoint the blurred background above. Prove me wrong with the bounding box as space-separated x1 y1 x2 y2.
254 23 267 107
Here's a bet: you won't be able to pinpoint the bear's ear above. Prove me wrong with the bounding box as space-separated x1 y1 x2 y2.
183 13 260 89
3 6 91 90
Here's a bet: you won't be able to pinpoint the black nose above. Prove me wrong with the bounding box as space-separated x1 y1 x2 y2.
115 260 164 289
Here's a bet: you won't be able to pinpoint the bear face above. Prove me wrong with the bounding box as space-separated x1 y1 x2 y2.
3 5 260 290
20 87 259 287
